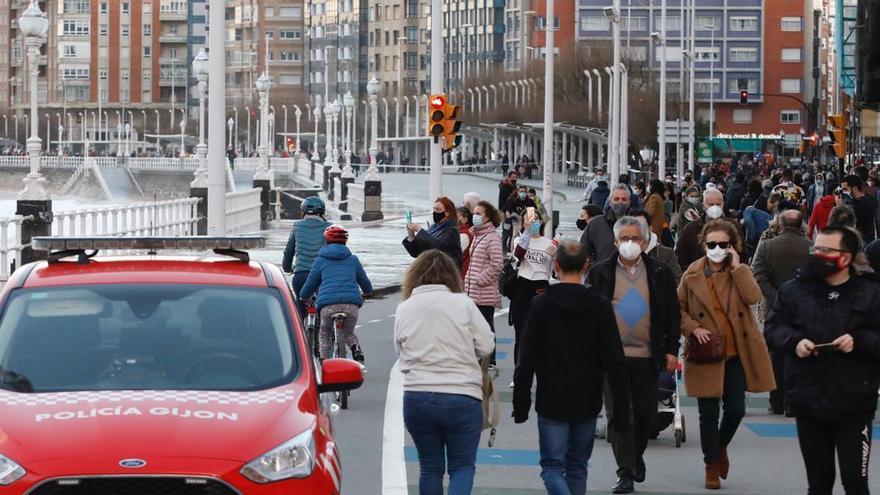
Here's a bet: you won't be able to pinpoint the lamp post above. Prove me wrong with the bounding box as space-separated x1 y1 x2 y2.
191 48 209 188
652 8 667 179
281 104 288 152
583 70 593 121
342 91 355 177
311 100 321 161
16 0 50 265
542 0 556 237
227 117 234 150
18 0 48 201
606 3 622 186
254 72 271 182
170 58 178 129
363 75 384 221
294 105 302 155
179 119 185 158
330 99 342 174
708 22 716 140
245 106 251 155
269 105 276 157
593 68 603 125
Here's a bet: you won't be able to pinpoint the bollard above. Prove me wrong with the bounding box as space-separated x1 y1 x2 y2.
16 199 52 265
328 169 341 202
339 176 354 221
189 186 208 235
361 179 384 222
252 178 273 224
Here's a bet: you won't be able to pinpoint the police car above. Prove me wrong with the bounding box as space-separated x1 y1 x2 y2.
0 237 363 494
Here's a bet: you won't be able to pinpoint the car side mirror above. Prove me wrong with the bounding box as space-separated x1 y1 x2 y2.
317 358 364 393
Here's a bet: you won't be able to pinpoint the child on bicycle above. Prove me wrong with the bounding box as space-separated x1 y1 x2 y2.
299 225 373 363
281 196 331 316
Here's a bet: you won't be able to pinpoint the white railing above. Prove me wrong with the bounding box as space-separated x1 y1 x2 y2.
126 157 199 170
51 198 200 237
0 156 29 168
233 158 259 170
347 183 365 218
89 162 114 200
225 159 237 192
314 162 326 186
297 157 311 177
60 161 86 196
225 188 262 234
0 215 31 282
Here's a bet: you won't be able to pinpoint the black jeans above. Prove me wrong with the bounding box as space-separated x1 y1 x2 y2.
697 357 747 464
510 278 548 366
796 415 873 495
768 348 786 413
477 305 496 365
606 357 659 479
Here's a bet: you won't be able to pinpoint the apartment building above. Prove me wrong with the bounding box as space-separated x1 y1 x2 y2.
305 0 369 110
444 0 505 85
365 0 428 97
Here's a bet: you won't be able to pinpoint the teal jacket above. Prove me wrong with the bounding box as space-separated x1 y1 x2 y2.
282 216 331 273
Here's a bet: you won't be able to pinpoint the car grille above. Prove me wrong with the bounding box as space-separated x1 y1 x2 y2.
29 477 239 495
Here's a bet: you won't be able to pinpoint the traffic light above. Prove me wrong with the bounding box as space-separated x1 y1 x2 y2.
427 94 463 151
739 91 749 105
828 114 847 159
441 105 463 151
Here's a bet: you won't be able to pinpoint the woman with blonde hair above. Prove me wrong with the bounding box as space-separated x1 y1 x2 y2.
394 249 495 494
678 220 775 490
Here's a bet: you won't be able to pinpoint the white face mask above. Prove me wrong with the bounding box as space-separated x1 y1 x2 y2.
647 232 659 253
706 205 724 219
618 241 643 261
472 214 484 226
706 246 728 263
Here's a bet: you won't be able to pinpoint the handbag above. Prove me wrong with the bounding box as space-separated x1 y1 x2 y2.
480 357 500 447
685 332 727 364
499 257 518 298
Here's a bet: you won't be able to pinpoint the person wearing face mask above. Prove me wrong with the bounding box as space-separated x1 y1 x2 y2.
675 189 746 272
577 205 604 232
580 185 634 263
643 180 667 240
765 225 880 495
510 213 554 376
457 206 475 280
465 201 504 366
806 172 829 215
586 216 681 494
840 175 877 242
583 168 607 202
674 185 704 234
502 185 537 253
403 197 464 268
634 210 682 287
678 220 775 490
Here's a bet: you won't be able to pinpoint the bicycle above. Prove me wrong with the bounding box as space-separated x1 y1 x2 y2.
328 311 352 409
303 297 319 359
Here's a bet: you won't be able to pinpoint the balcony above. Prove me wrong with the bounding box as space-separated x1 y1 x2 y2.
159 33 188 43
158 9 187 21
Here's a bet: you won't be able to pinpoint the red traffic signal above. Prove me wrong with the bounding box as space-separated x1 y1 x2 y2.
429 94 447 109
739 91 749 105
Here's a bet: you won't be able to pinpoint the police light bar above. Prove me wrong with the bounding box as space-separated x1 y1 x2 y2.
32 236 266 252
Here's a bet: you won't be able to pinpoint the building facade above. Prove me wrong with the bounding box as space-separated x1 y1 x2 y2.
365 0 428 97
444 0 505 85
577 0 814 138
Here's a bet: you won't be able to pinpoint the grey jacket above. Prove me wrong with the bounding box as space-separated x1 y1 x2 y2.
751 230 812 306
579 211 618 264
649 244 683 289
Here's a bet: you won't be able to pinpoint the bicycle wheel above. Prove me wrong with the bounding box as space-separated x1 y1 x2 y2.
337 325 349 409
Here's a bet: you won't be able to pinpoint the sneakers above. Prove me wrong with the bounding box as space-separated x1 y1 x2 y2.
350 344 365 364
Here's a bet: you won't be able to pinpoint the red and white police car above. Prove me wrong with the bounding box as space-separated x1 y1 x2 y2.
0 237 363 494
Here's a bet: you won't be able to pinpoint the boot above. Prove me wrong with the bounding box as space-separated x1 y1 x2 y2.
719 447 729 480
350 344 365 364
705 462 721 490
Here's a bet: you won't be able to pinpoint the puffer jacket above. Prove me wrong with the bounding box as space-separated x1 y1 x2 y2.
300 244 373 310
465 223 503 308
765 271 880 421
281 216 331 273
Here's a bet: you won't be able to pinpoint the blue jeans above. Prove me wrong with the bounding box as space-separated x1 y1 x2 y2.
291 271 310 318
403 392 483 495
537 415 598 495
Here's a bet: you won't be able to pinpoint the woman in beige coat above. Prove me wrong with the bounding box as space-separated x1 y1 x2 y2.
678 219 775 490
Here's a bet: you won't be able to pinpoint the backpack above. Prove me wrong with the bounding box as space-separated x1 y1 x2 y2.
480 357 500 447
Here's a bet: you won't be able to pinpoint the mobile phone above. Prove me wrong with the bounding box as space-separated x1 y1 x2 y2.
812 342 836 349
525 206 537 223
404 211 412 224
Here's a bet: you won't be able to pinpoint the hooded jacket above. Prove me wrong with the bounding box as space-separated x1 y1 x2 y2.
281 216 331 273
512 283 630 425
765 271 880 420
586 253 682 369
299 243 373 310
402 219 463 267
807 195 836 238
589 182 611 208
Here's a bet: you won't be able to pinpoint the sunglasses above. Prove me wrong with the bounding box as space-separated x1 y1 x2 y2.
705 241 731 249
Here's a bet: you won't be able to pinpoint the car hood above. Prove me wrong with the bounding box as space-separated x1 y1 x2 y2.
0 385 316 465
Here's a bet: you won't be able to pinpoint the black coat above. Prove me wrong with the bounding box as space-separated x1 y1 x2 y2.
586 253 682 369
765 272 880 421
402 219 463 267
513 283 630 425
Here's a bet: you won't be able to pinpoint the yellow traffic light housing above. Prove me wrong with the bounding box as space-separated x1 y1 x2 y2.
828 114 847 159
426 94 463 151
441 105 463 151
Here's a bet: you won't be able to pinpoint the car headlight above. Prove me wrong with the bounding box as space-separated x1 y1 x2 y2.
0 453 25 486
240 429 316 483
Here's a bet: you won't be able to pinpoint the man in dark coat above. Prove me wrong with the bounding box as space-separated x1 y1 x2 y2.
580 185 633 264
765 225 880 495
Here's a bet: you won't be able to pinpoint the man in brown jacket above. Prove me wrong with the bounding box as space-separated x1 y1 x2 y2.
751 209 811 414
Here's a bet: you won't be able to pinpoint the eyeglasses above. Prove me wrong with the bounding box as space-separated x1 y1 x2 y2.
618 236 643 243
809 246 845 255
705 241 730 249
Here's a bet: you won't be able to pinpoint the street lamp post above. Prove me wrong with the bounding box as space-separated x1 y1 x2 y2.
312 100 322 161
281 104 288 152
343 92 354 177
652 2 667 179
254 72 271 182
179 119 185 159
191 48 209 188
584 70 593 122
16 0 51 265
363 75 384 221
294 105 302 155
542 0 556 237
227 117 234 150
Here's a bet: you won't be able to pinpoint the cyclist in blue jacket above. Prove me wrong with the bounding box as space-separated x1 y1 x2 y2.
300 225 373 363
282 196 331 314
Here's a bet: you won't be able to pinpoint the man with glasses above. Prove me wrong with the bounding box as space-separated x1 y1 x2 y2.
765 225 880 495
586 216 681 494
751 208 812 415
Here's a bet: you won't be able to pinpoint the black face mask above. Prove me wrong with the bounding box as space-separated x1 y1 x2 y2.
808 254 846 278
432 211 446 224
576 218 588 231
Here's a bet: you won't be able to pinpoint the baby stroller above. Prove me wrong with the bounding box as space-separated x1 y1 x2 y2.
652 362 686 447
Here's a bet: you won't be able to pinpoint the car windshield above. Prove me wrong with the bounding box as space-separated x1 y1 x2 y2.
0 285 297 393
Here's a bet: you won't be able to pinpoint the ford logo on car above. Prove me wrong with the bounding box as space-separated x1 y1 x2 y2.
118 459 147 468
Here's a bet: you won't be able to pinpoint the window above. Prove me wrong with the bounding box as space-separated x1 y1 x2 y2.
278 74 302 85
781 78 801 93
406 26 418 43
62 45 77 58
280 52 300 62
694 45 720 61
656 15 680 31
60 67 90 79
733 78 758 93
696 16 720 31
121 70 129 80
406 0 418 17
63 0 90 14
99 24 108 36
121 2 129 13
733 109 752 124
781 17 802 32
781 110 801 124
405 52 417 69
279 30 301 40
695 79 720 94
264 31 274 39
62 20 90 36
582 15 609 31
100 2 108 14
121 24 129 37
279 6 302 18
143 24 152 36
144 46 151 57
623 45 648 61
729 47 757 62
143 69 151 80
730 16 758 32
621 16 647 31
99 70 108 80
781 48 802 62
